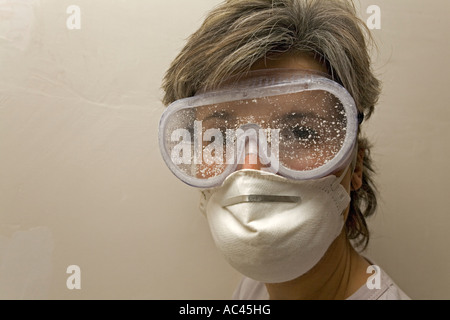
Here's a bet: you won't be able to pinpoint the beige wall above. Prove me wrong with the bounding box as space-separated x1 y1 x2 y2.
0 0 448 300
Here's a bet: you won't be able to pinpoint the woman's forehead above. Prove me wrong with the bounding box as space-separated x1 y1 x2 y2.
250 51 329 75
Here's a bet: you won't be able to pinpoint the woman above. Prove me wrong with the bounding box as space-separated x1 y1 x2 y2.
159 0 410 300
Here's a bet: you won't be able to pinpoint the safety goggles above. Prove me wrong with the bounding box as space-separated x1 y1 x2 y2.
159 69 360 188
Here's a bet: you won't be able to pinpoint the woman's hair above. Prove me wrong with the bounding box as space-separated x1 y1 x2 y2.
162 0 380 250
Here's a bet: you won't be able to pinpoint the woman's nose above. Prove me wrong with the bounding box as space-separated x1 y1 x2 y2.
237 153 264 170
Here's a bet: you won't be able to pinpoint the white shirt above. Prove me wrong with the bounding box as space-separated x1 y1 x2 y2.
232 266 411 300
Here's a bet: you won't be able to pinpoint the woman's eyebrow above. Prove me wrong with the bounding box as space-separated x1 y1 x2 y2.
199 110 233 122
281 111 329 122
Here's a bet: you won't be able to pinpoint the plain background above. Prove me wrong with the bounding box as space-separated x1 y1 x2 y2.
0 0 449 300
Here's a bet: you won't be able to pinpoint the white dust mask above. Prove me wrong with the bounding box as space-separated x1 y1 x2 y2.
199 168 351 284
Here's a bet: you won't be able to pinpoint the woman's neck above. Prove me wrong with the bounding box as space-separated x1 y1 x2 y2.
265 231 370 300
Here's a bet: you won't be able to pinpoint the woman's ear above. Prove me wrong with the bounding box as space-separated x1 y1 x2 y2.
351 147 365 191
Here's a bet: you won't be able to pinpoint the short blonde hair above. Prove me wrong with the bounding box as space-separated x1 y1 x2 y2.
162 0 380 249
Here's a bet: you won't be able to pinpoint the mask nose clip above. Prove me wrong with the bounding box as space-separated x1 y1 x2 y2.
222 194 301 207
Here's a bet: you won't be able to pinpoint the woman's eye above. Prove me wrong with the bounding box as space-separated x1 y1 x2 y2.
293 127 316 140
281 126 318 142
